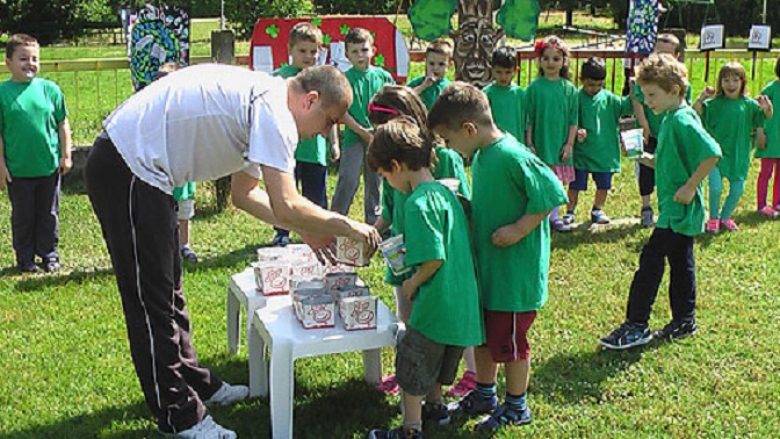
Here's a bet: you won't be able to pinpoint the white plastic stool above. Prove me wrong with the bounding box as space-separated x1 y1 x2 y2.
226 267 267 354
248 295 398 439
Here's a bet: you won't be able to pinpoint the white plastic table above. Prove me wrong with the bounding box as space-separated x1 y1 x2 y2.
226 267 268 354
248 295 398 439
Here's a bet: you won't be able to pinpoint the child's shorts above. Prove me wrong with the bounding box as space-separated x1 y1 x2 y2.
396 328 464 396
177 199 194 221
570 169 614 191
483 310 537 363
551 165 575 185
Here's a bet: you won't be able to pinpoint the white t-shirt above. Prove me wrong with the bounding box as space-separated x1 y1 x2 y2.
104 64 298 194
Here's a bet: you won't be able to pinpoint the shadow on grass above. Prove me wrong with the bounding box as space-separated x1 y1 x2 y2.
551 218 648 251
695 210 773 249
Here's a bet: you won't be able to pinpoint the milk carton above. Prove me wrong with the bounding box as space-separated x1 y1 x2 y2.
379 234 411 276
335 236 370 266
252 260 291 295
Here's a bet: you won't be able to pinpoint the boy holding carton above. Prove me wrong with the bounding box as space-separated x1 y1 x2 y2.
0 33 72 273
429 82 567 432
366 117 484 439
331 28 395 224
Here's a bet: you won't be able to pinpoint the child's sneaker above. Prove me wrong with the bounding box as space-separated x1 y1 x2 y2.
204 382 249 407
271 233 289 247
562 211 576 225
551 218 572 233
445 370 476 398
474 404 532 433
705 219 720 233
43 258 61 273
421 401 450 426
367 427 423 439
653 319 697 341
447 390 498 417
641 206 655 227
757 206 778 218
18 262 40 273
162 415 236 439
181 245 199 263
590 209 610 225
375 374 400 395
720 218 738 231
599 321 652 350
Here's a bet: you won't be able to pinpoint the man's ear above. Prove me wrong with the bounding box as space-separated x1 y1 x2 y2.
303 90 320 110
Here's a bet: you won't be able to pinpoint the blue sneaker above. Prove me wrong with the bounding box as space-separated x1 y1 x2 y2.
599 321 652 350
475 404 532 432
590 209 610 225
367 427 423 439
421 401 450 426
447 390 498 417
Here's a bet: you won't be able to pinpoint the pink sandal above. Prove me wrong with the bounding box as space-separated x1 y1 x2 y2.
375 374 400 395
445 370 477 398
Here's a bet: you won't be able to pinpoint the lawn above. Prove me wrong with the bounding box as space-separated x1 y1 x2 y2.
2 11 780 439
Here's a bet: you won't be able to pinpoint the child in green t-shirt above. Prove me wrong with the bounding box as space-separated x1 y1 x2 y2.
366 117 484 439
483 46 526 144
565 57 633 226
754 55 780 217
367 85 475 398
331 28 395 225
429 82 568 433
407 38 453 110
0 34 72 273
601 54 721 350
525 35 578 232
693 62 773 233
270 22 340 247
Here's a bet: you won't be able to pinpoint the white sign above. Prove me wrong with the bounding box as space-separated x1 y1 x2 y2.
700 25 724 51
748 25 772 50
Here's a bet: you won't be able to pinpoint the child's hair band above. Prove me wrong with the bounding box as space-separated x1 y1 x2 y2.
368 101 400 116
534 39 563 57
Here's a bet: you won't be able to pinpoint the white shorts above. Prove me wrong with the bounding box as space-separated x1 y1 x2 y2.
177 199 195 220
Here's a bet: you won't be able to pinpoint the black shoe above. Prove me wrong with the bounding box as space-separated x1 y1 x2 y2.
421 401 450 426
271 233 289 247
599 321 652 350
654 319 697 341
19 263 40 273
180 246 199 263
367 427 423 439
43 259 61 273
475 404 532 432
447 390 498 417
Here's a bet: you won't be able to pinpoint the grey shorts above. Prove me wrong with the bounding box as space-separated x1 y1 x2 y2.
395 328 464 396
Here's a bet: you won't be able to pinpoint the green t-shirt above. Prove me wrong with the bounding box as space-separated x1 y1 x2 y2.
471 135 568 312
634 83 692 137
0 78 67 177
272 65 328 166
483 82 526 144
343 66 395 148
404 180 484 347
525 77 578 166
575 89 633 173
381 146 471 285
757 80 780 159
702 95 765 180
173 182 196 201
655 105 722 237
407 76 450 110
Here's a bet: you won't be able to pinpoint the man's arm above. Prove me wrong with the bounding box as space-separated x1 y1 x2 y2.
58 117 73 175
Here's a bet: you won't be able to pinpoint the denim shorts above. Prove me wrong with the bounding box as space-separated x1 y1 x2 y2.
570 169 614 191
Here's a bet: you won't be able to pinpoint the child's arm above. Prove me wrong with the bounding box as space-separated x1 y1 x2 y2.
674 156 720 205
412 76 435 95
401 259 443 301
374 217 389 234
491 211 551 247
0 129 11 189
342 113 373 145
756 127 767 149
525 125 535 153
58 117 73 175
757 95 774 119
329 125 340 162
560 124 577 161
693 86 715 115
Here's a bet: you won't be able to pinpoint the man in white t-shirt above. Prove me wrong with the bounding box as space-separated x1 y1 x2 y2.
84 64 379 438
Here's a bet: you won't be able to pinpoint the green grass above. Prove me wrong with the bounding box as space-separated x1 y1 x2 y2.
2 156 780 437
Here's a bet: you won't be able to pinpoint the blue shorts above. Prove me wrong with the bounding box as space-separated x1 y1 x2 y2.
570 169 613 191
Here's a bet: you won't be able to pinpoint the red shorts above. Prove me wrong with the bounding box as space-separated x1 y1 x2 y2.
483 310 537 362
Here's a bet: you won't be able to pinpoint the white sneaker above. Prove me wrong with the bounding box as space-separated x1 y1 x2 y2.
204 382 249 407
171 415 237 439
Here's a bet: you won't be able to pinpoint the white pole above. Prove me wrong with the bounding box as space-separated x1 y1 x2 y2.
220 0 225 30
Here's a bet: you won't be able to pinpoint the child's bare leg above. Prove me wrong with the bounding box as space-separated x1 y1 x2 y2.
401 391 424 432
463 347 476 372
594 189 608 210
475 346 498 383
567 188 579 213
178 219 189 247
505 358 530 395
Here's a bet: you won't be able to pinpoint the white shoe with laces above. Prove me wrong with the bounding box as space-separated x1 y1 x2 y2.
167 415 237 439
204 382 249 407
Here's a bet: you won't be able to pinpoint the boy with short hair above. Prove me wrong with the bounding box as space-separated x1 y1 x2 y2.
0 33 72 273
482 46 526 143
366 117 484 439
600 54 721 350
271 22 340 247
428 82 568 433
331 28 395 224
565 57 633 225
632 33 692 227
407 38 453 110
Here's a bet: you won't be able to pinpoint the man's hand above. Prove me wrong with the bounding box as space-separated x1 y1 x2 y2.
347 221 382 259
299 231 337 264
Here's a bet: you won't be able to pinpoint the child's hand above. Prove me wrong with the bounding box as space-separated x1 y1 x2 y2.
0 162 11 190
757 130 767 149
699 85 716 101
673 183 696 205
642 127 651 145
576 129 587 143
401 278 417 301
59 157 73 175
492 224 524 247
757 95 773 113
559 144 573 162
